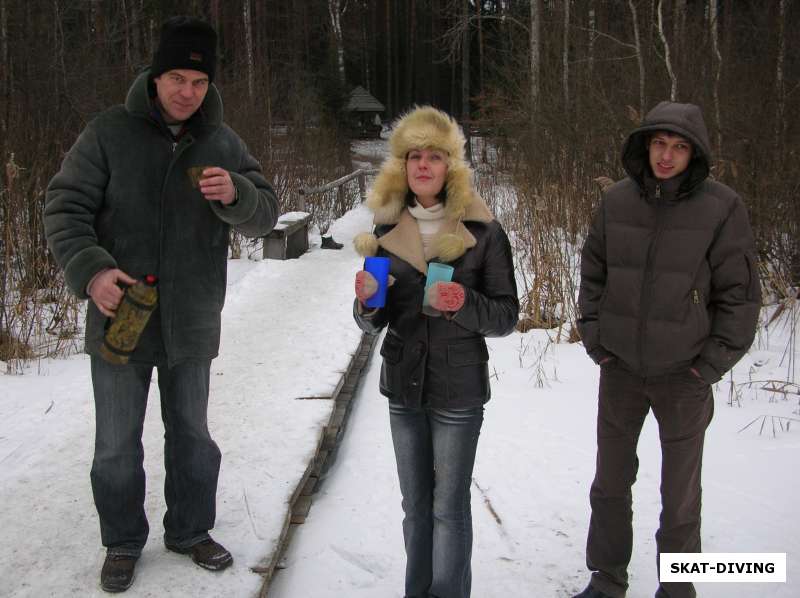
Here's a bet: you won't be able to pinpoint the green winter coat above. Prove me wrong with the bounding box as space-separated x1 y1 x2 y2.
44 71 279 365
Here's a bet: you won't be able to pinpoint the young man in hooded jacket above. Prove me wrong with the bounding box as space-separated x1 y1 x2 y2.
44 16 278 593
573 101 761 598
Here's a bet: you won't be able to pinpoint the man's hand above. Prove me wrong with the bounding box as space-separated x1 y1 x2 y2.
88 269 138 317
199 167 236 205
355 270 378 304
427 281 465 312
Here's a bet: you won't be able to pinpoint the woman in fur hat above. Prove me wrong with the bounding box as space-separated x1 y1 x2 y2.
353 106 519 598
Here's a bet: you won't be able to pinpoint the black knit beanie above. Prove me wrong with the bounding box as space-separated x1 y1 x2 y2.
151 16 217 82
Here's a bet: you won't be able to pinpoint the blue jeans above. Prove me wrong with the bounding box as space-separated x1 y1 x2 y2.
389 403 484 598
90 356 221 556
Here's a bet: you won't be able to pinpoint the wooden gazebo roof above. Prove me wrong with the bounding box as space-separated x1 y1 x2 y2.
346 86 385 113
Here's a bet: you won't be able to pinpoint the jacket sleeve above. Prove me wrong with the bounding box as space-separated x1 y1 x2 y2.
352 299 389 335
577 199 613 364
692 197 761 383
210 136 279 238
451 222 519 337
44 122 117 299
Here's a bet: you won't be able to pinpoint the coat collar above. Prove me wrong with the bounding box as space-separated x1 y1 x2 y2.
375 199 492 275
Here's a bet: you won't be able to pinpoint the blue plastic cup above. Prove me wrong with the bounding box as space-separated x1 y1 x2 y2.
422 262 454 316
363 256 391 308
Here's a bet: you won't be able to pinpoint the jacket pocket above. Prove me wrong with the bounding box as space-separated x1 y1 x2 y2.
447 339 489 367
380 333 404 364
690 288 710 338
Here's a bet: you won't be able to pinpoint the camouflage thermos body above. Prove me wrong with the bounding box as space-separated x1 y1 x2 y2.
99 275 158 365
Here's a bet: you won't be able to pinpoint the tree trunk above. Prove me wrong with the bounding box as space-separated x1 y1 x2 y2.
328 0 346 86
461 0 470 121
386 0 392 116
657 0 677 101
476 0 484 97
405 0 415 107
628 0 645 118
362 0 371 92
774 0 787 159
461 0 471 161
0 0 8 146
588 0 595 75
243 0 254 99
529 0 541 122
562 0 570 112
709 0 723 156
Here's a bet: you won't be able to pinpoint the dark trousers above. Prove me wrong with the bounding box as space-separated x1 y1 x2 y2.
389 403 484 598
90 356 221 556
586 365 714 598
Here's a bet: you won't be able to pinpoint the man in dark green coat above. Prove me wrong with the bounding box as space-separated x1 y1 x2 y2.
573 102 760 598
44 16 278 592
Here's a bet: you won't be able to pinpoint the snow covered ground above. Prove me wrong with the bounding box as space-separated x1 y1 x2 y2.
0 206 372 597
270 322 800 598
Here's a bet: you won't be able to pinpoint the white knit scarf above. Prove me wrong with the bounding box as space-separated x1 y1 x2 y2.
408 201 446 258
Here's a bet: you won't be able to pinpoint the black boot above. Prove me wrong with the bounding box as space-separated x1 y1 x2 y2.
100 553 138 593
321 235 343 250
573 584 615 598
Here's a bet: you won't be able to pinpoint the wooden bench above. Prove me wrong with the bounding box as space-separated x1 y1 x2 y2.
263 212 311 260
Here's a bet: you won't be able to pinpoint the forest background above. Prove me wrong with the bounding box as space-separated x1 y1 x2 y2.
0 0 798 371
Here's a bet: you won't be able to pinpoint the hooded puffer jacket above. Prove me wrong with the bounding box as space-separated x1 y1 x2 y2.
353 107 519 408
45 71 279 366
577 101 761 383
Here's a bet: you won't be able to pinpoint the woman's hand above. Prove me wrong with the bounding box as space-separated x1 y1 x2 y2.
355 270 378 304
427 281 465 312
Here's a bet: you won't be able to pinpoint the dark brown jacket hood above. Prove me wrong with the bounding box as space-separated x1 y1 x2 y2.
622 101 712 195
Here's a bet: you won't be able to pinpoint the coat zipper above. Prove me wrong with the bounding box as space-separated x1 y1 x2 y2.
159 133 194 353
636 183 663 372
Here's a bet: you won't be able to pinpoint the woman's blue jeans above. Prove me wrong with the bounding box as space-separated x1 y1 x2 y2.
89 356 221 556
389 402 484 598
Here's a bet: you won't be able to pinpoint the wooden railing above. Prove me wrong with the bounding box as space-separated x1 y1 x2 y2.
296 167 379 211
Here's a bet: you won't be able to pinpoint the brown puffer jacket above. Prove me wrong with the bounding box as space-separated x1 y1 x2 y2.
577 101 761 383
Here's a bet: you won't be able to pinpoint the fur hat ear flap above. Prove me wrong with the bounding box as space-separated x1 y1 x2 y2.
436 233 466 263
353 232 379 257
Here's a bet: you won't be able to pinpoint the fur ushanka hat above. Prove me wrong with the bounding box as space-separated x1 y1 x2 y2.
354 106 493 273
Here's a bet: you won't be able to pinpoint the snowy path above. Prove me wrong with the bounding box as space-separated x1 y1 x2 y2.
270 329 800 597
0 206 373 597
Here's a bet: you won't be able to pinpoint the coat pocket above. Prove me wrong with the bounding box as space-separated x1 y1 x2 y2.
380 333 404 364
447 339 489 367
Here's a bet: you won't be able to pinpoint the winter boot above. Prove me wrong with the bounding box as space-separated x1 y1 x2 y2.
165 537 233 571
321 235 344 250
100 553 138 593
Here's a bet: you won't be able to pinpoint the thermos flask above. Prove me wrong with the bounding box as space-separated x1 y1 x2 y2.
99 275 158 365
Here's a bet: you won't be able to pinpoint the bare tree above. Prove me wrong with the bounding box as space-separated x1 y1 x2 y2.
461 0 470 122
657 0 677 101
587 0 596 75
774 0 788 158
530 0 541 121
243 0 254 99
709 0 723 156
328 0 346 86
628 0 646 118
562 0 570 111
476 0 484 95
386 0 392 115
